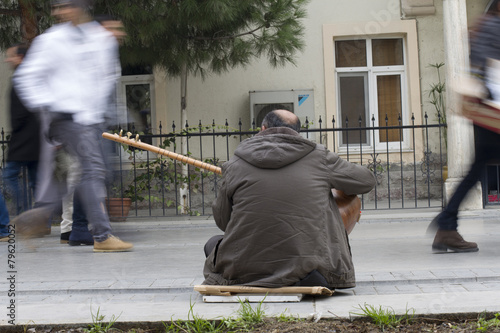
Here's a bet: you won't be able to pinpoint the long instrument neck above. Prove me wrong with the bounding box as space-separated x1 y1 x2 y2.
102 132 222 174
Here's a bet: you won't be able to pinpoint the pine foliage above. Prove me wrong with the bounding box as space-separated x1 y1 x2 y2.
1 0 309 78
0 0 52 47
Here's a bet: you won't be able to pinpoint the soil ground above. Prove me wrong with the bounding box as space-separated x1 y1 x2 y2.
3 313 500 333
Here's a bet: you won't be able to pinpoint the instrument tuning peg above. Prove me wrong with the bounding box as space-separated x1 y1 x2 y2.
127 132 132 139
119 129 123 136
135 134 139 142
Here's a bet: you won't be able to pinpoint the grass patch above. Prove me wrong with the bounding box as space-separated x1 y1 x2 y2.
85 307 121 333
477 312 500 332
163 297 266 332
164 302 224 332
351 303 415 330
222 297 266 331
276 309 303 323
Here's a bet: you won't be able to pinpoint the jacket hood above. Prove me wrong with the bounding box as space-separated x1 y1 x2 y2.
234 127 316 169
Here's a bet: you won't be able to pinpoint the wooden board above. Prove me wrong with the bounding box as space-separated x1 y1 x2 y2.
193 285 334 297
202 294 303 303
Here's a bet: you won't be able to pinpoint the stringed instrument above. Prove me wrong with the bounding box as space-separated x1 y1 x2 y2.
102 132 362 234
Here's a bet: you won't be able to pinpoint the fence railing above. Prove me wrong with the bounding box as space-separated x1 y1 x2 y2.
1 113 452 219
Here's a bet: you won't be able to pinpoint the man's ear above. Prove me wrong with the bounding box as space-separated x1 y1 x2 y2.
261 125 266 131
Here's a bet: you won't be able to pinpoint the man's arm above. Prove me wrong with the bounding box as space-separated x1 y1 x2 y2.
326 151 376 195
13 33 56 112
102 33 121 101
212 176 232 232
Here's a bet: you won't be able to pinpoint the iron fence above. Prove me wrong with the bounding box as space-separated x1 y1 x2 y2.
0 113 455 219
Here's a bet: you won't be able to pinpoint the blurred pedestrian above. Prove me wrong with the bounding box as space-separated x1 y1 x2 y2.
429 0 500 253
3 43 40 215
470 0 500 103
13 0 132 252
66 13 127 247
0 193 11 242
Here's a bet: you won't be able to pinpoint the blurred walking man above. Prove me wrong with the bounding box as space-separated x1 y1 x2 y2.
3 44 40 215
13 0 132 252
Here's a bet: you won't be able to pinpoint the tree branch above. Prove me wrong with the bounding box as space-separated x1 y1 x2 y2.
190 24 266 41
0 8 21 16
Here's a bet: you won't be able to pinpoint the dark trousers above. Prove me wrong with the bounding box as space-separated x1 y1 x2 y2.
438 125 500 230
203 234 329 288
72 190 89 233
204 235 223 257
48 117 111 241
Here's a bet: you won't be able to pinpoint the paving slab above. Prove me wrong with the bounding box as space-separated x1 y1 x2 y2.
1 207 500 326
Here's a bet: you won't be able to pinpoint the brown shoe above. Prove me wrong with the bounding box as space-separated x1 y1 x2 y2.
11 207 52 239
432 230 478 253
93 235 133 253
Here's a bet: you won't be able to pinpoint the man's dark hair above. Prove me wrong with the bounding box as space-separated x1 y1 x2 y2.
51 0 93 10
488 0 500 14
95 14 117 23
261 110 301 133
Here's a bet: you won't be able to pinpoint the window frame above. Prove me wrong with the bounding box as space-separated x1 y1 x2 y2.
336 71 371 146
322 20 422 155
109 74 156 160
335 37 409 151
119 74 156 132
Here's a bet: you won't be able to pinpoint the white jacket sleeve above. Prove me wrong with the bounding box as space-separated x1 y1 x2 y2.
13 33 57 111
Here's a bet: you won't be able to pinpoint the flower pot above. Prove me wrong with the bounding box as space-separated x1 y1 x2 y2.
105 198 132 222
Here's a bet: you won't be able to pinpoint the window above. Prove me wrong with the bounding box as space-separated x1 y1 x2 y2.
118 75 155 144
323 20 421 154
335 38 407 149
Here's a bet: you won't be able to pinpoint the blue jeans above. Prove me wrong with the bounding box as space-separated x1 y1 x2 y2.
3 161 37 214
0 193 10 237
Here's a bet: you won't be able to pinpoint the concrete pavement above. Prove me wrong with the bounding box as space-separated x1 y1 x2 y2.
1 207 500 326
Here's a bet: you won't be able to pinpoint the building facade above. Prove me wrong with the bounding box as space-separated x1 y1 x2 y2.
0 0 495 210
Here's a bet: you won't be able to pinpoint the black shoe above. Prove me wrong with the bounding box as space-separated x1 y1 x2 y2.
60 231 71 244
295 269 330 288
68 228 94 246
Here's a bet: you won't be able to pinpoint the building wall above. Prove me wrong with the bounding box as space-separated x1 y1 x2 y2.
154 0 489 135
0 1 492 141
157 0 404 133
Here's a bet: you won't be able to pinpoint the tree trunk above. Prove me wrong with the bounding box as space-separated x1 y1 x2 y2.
19 0 38 42
180 64 189 214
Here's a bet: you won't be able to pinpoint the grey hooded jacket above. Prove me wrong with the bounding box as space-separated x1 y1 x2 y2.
203 127 376 288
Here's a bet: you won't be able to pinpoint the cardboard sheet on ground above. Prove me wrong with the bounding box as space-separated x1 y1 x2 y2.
193 285 334 296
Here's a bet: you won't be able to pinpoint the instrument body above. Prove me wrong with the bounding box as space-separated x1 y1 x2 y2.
331 189 361 234
102 132 362 234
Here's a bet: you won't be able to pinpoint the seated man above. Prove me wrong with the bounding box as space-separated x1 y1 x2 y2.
203 109 376 289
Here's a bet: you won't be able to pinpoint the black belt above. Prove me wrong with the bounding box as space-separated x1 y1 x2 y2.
51 112 74 121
